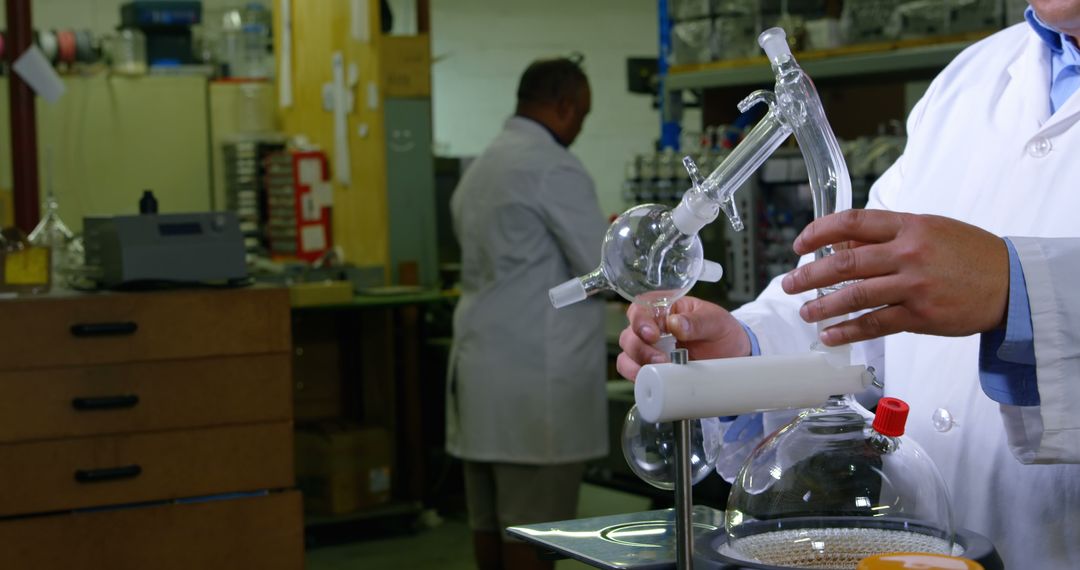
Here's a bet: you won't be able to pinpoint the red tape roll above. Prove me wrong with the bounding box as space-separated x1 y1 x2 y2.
57 29 77 64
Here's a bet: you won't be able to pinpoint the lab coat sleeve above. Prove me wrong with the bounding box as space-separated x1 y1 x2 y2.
539 162 605 275
998 237 1080 463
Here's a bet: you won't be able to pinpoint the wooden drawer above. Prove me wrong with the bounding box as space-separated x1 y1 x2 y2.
0 287 290 371
0 421 294 517
0 491 303 570
0 354 292 443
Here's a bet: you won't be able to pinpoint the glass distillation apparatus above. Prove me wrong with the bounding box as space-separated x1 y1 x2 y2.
549 28 968 569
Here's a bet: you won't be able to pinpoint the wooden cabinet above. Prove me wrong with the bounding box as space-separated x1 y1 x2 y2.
0 287 302 569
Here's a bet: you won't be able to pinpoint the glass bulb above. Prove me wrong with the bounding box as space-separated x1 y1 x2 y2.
600 204 703 310
621 404 713 490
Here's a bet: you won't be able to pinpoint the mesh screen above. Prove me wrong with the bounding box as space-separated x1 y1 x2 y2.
730 527 952 569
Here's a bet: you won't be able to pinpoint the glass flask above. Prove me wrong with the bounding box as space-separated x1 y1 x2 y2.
621 404 713 490
27 190 76 291
549 203 722 313
721 396 955 569
549 27 850 313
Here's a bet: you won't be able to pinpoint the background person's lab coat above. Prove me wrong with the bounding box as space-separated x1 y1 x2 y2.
447 117 609 465
730 22 1080 570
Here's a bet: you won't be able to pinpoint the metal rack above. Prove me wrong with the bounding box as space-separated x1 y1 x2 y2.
662 37 984 125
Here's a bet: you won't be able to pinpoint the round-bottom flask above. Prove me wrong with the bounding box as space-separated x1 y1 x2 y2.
621 404 713 490
722 396 955 569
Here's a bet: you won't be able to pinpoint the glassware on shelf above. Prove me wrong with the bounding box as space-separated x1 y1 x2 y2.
109 28 147 76
720 396 956 569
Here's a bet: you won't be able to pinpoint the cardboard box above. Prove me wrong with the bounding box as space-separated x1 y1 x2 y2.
295 420 393 515
381 35 431 97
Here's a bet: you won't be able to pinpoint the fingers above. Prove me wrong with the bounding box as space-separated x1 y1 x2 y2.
782 243 896 295
797 275 908 324
615 352 640 381
818 305 916 346
618 325 668 367
626 303 662 344
794 210 906 256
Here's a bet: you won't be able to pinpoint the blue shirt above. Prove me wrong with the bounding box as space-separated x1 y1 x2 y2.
1026 7 1080 113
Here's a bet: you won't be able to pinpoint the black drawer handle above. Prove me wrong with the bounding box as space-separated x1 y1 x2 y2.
75 465 142 484
70 322 138 338
72 394 140 411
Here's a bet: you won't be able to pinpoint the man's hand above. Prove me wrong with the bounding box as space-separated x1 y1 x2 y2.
782 210 1010 346
616 296 751 381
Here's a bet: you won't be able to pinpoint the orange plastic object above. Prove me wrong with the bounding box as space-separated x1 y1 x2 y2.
858 552 985 570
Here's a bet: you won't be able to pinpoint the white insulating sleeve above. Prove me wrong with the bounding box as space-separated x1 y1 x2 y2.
634 352 872 423
698 260 724 282
549 278 586 308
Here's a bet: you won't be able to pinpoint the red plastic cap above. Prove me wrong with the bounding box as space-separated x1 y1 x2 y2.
873 397 910 437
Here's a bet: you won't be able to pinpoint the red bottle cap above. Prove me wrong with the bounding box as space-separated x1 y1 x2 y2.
872 397 910 437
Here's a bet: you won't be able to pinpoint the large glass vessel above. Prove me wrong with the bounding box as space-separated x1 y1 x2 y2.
721 397 955 569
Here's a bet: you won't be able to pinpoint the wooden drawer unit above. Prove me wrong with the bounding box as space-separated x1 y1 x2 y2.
0 491 303 570
0 354 292 443
0 421 294 517
0 287 301 567
0 287 290 370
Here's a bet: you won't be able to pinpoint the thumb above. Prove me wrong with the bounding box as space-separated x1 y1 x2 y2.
665 310 733 344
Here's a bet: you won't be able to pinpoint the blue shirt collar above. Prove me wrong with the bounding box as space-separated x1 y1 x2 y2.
1025 6 1078 58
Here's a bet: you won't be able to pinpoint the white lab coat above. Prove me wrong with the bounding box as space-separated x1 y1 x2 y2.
733 23 1080 570
446 117 609 465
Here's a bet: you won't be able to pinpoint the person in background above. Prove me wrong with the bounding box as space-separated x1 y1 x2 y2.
446 57 607 570
619 1 1080 569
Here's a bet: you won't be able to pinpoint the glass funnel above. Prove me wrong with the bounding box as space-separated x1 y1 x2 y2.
720 397 955 569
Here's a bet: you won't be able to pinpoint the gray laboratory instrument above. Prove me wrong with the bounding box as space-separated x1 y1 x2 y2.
83 211 247 288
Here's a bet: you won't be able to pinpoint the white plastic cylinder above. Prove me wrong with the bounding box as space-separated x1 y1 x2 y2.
634 352 873 423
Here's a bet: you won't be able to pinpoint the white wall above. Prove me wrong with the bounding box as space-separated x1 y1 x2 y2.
431 0 661 217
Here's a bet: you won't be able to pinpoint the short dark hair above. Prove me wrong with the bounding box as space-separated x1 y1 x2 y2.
516 57 588 105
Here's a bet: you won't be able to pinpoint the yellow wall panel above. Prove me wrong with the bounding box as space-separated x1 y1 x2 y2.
275 0 389 275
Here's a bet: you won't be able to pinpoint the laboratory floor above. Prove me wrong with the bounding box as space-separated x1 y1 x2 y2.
305 483 653 569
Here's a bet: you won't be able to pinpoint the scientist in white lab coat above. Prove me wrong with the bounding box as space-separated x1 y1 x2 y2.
447 57 607 570
619 2 1080 569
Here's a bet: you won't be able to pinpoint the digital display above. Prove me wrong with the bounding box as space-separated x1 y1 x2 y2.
158 222 203 236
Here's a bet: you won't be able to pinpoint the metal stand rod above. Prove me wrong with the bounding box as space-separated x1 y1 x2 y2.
670 348 693 570
6 0 41 233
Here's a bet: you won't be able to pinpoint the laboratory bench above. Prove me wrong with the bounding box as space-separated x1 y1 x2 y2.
0 286 302 569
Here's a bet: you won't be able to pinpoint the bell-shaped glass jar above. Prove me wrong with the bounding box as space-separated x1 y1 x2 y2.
721 396 955 569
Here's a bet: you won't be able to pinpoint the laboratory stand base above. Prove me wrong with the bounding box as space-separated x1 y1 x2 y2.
508 509 1003 570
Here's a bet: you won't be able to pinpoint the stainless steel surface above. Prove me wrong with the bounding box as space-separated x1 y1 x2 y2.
506 506 725 570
